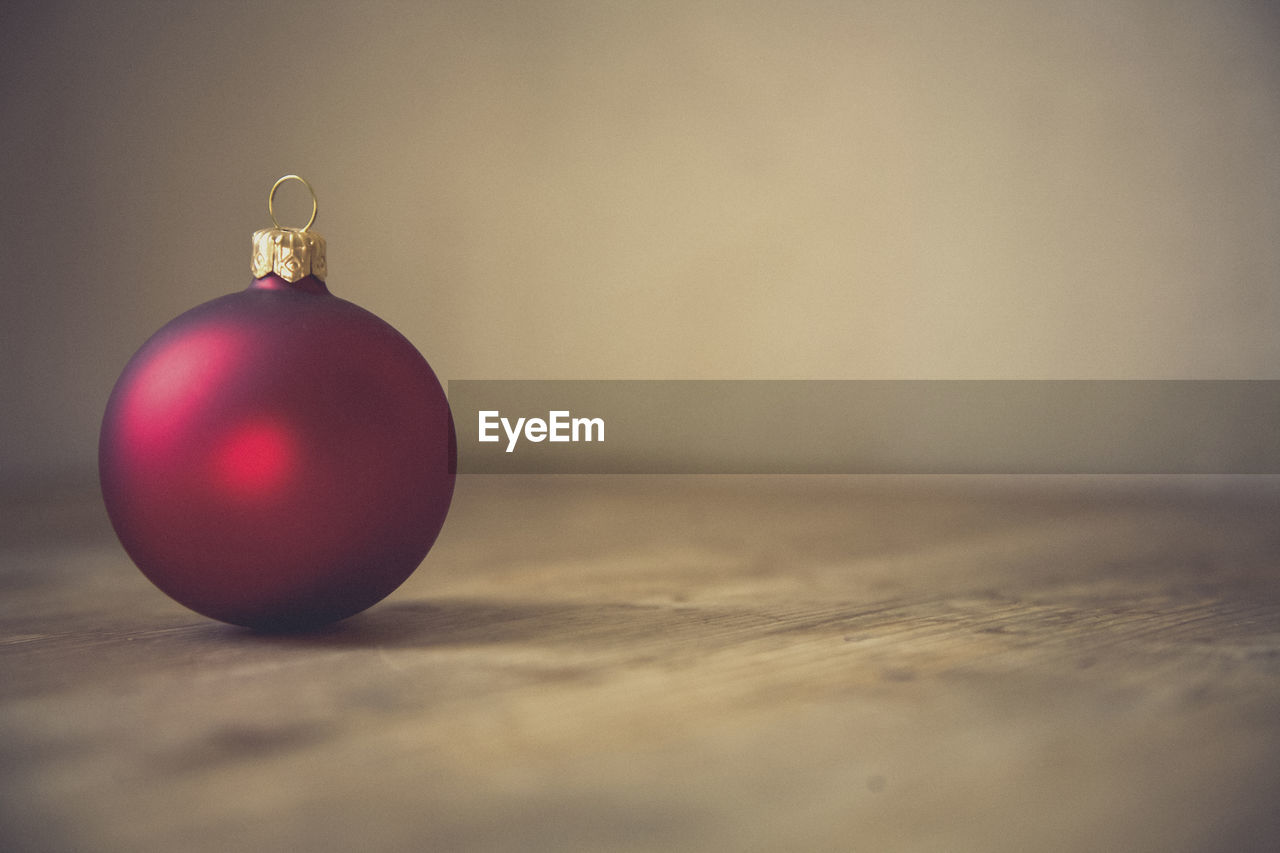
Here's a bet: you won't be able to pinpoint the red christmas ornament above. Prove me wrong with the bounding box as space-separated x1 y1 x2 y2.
99 176 455 629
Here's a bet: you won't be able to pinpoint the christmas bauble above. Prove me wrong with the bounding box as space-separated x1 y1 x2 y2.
99 176 454 629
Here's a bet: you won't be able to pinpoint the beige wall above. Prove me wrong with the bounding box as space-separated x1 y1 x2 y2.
3 0 1279 479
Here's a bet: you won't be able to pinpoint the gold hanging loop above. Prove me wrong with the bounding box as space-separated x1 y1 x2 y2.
267 174 318 232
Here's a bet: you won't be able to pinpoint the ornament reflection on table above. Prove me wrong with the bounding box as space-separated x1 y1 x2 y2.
99 176 455 629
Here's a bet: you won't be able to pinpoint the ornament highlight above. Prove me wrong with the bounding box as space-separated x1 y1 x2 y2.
100 176 455 629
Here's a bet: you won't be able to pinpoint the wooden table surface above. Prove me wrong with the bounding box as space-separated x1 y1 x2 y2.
2 475 1279 852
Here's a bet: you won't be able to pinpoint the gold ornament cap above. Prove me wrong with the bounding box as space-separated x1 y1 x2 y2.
251 175 328 283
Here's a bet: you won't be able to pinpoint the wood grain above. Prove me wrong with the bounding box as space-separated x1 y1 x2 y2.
2 476 1279 852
